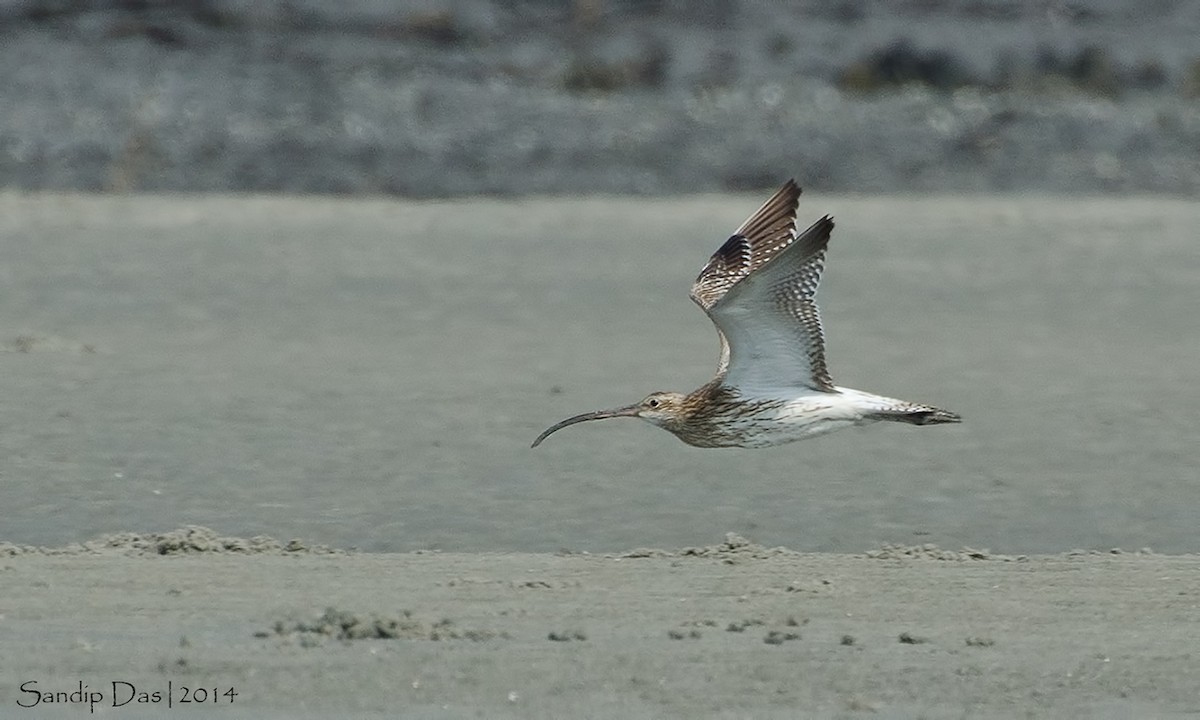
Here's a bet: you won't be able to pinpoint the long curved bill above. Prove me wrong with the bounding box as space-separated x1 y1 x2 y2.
530 404 640 448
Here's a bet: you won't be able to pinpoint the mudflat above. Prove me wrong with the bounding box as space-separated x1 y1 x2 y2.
1 529 1198 718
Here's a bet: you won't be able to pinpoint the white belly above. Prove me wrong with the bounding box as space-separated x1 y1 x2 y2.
716 393 875 448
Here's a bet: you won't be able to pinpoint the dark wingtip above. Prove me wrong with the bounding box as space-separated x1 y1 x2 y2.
781 178 802 205
792 214 835 256
813 214 835 234
821 214 835 238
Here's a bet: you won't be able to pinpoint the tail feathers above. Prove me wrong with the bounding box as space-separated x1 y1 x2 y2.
873 404 962 426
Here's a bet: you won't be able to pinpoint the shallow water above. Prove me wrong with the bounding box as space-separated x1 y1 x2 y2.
1 193 1196 553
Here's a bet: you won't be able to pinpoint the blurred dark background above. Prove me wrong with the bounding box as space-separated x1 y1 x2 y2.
2 0 1198 195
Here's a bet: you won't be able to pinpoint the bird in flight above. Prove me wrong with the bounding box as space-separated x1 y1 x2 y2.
532 180 960 449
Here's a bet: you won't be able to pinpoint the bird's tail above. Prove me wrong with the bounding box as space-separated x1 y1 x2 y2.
872 403 962 426
834 388 961 427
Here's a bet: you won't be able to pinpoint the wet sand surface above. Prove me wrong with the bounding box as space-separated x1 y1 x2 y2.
1 192 1197 554
1 194 1198 716
1 529 1198 718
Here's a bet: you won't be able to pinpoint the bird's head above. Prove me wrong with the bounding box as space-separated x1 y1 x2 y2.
531 391 689 447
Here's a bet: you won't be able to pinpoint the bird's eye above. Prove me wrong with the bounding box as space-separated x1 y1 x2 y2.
647 398 660 408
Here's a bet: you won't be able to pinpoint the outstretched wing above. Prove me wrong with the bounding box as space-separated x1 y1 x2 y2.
689 179 803 311
689 179 805 379
704 214 837 394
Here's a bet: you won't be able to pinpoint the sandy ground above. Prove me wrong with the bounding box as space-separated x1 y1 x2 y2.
1 194 1198 716
0 528 1198 718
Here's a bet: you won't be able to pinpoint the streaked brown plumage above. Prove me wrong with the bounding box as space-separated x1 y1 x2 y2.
532 179 960 449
